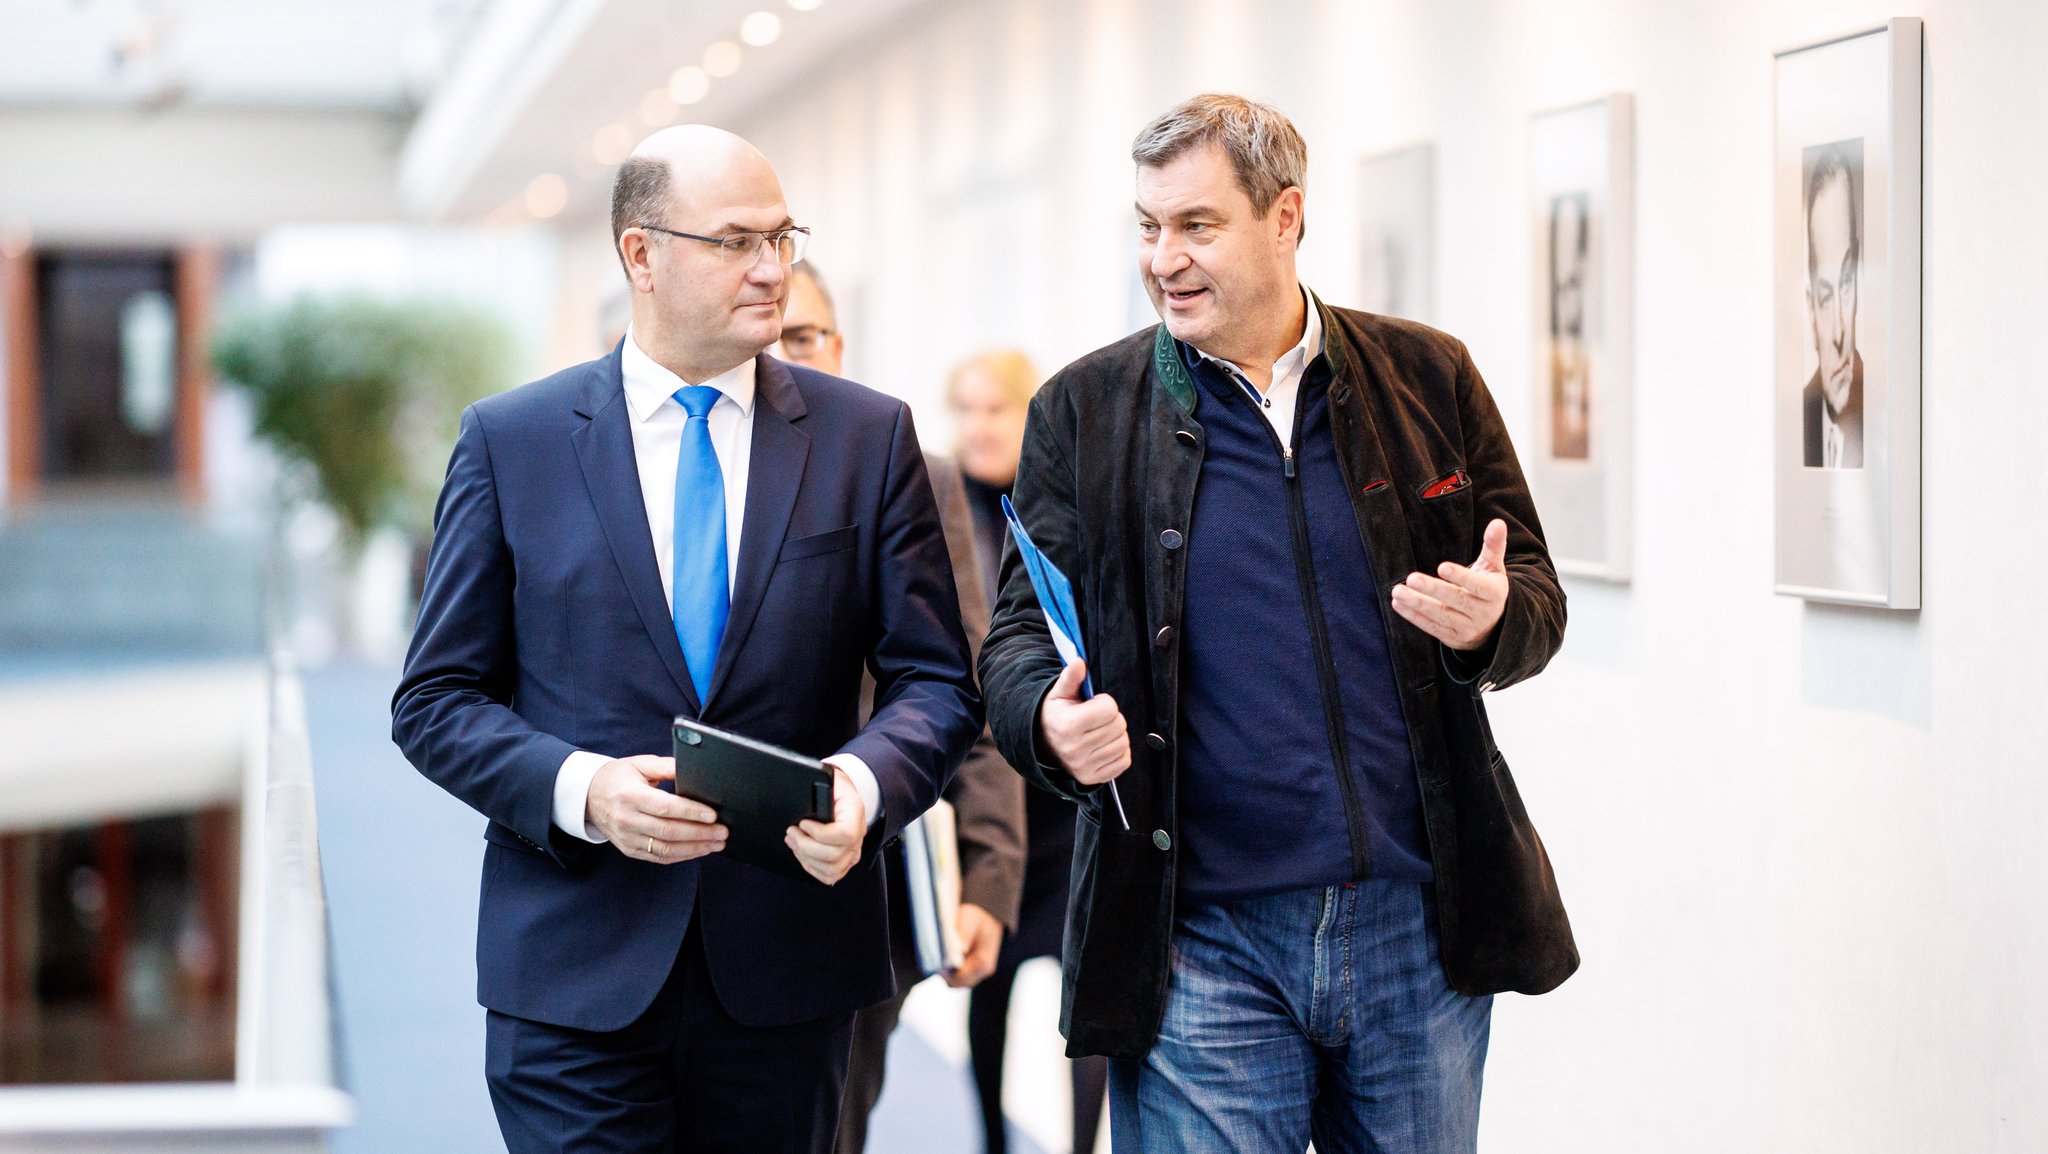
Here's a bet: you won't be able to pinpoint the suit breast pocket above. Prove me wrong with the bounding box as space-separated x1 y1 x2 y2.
778 524 859 562
764 525 861 652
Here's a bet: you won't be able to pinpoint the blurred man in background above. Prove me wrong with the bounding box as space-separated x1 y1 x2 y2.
774 262 1028 1154
393 127 979 1154
981 94 1576 1153
942 349 1110 1154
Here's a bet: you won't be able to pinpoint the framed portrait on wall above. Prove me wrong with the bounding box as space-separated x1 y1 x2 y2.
1774 18 1922 607
1357 143 1434 324
1529 94 1634 581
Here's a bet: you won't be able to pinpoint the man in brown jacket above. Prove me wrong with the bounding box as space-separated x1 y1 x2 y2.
980 95 1576 1153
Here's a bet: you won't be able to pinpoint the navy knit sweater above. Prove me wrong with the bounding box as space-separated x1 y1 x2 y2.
1175 345 1432 902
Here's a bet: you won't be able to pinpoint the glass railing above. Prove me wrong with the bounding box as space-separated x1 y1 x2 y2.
0 652 352 1146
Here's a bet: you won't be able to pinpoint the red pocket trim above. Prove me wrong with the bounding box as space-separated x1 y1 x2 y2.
1419 469 1471 500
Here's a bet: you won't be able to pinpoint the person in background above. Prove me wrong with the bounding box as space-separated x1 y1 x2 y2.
773 262 1029 1154
947 349 1110 1154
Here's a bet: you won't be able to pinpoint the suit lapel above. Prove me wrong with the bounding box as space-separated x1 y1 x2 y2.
704 353 811 709
570 346 701 713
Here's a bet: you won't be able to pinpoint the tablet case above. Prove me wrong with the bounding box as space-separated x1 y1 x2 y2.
672 717 835 882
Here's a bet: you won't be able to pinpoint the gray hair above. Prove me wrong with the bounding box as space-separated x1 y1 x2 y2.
610 154 672 276
790 260 836 319
1131 93 1309 241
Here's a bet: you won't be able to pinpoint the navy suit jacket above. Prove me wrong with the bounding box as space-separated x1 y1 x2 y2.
391 345 981 1033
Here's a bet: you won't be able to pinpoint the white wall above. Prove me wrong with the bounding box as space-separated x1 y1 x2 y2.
723 0 2048 1149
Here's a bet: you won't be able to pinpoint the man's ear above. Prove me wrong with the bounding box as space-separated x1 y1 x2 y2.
1272 186 1305 248
620 230 657 294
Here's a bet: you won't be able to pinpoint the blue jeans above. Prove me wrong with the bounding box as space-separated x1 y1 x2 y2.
1108 879 1490 1153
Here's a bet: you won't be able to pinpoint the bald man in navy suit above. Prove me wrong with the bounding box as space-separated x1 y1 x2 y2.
392 126 980 1154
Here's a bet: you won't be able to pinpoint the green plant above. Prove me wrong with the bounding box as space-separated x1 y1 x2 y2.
211 295 512 550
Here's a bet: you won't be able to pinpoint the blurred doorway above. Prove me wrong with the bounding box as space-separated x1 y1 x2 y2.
4 247 216 506
37 252 182 494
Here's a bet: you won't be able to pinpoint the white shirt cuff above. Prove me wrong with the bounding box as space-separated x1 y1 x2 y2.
553 750 612 844
823 753 883 829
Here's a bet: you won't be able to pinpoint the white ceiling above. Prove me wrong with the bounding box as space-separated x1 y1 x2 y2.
0 0 488 110
399 0 936 223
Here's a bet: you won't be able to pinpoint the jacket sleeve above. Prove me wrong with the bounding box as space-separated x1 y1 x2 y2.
979 383 1094 804
927 457 1028 929
1439 341 1567 692
838 403 985 847
390 406 587 867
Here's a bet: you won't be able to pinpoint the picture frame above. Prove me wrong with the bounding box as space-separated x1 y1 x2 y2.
1356 142 1435 325
1773 18 1923 608
1529 94 1634 582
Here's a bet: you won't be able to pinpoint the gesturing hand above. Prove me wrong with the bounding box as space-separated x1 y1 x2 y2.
785 765 866 886
587 755 727 864
1036 660 1130 786
1390 518 1512 652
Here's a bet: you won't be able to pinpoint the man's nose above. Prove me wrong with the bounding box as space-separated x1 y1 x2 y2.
1148 237 1188 280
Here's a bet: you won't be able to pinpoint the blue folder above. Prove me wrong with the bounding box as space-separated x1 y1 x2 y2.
1001 495 1131 830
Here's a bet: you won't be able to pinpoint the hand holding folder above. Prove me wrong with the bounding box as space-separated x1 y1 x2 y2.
1001 496 1132 830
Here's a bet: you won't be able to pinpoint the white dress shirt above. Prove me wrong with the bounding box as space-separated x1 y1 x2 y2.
1191 285 1324 454
552 331 880 843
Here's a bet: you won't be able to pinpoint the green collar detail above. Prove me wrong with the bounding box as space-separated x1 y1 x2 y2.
1152 324 1198 413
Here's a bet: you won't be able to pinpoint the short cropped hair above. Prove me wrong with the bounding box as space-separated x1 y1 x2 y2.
610 154 672 276
1131 93 1309 241
789 261 836 319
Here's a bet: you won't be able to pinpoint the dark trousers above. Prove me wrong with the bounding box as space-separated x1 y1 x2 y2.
834 976 912 1154
968 953 1109 1154
487 919 857 1154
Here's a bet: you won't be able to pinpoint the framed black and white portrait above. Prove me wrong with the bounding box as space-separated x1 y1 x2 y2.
1529 94 1633 581
1774 18 1922 607
1357 143 1434 325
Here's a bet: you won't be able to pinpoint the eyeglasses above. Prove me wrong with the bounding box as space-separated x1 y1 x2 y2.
778 324 836 355
639 224 811 266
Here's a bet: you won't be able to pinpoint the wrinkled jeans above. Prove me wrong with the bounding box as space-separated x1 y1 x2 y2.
1109 879 1490 1153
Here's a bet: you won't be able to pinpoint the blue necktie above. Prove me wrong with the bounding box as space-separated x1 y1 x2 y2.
671 385 728 705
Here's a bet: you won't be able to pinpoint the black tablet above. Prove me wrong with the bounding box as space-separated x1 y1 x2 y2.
672 717 835 882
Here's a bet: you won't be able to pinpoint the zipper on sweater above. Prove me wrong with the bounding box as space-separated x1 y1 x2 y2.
1261 408 1369 881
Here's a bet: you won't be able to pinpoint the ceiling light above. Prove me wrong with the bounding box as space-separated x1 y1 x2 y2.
669 66 711 105
640 87 679 126
591 124 636 166
740 12 782 46
787 0 823 11
702 40 743 78
525 174 568 219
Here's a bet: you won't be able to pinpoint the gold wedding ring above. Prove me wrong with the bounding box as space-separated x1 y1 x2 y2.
646 836 655 855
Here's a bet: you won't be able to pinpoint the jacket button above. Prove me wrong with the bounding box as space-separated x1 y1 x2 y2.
1151 829 1172 851
1159 529 1183 551
1155 625 1176 647
1145 732 1167 751
1175 429 1198 446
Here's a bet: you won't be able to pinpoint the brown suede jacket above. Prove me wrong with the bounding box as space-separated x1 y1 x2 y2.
980 302 1578 1060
